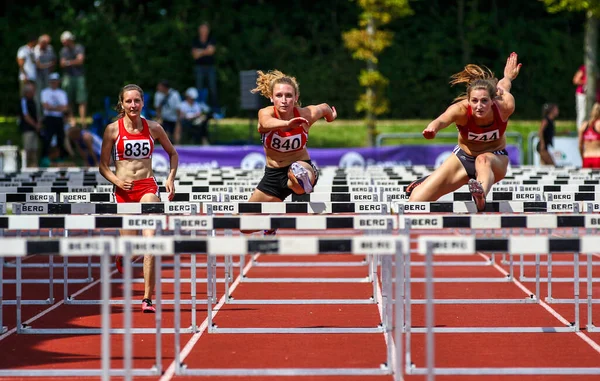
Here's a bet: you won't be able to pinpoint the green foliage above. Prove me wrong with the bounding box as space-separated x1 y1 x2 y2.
541 0 600 14
0 0 590 125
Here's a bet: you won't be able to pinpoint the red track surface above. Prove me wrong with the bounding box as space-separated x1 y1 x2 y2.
1 230 599 381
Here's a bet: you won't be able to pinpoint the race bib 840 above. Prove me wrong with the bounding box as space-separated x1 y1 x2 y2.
269 133 303 152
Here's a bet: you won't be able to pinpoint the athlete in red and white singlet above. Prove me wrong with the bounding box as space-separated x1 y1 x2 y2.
111 117 158 202
241 70 336 234
578 104 600 168
408 53 522 212
456 102 508 144
99 84 178 313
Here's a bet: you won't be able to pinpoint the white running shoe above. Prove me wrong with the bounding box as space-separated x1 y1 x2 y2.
468 178 486 212
291 163 313 194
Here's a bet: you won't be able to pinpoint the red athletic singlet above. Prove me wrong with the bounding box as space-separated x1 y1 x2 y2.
583 119 600 143
261 107 308 153
114 117 154 161
456 103 508 142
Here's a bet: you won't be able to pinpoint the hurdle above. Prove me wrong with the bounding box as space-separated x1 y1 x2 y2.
0 234 408 379
404 235 600 378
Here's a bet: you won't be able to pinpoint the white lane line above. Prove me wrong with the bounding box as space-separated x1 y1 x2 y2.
159 253 258 381
478 251 600 355
0 268 116 342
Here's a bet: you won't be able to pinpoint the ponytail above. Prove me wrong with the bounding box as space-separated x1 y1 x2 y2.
450 64 498 103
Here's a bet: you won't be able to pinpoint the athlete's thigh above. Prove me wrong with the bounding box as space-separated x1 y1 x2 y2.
249 188 282 202
477 153 509 181
409 154 469 202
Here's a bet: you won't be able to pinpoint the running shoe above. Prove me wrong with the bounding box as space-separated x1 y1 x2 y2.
263 229 277 236
468 178 486 212
290 163 313 194
405 175 429 197
115 256 123 273
141 298 156 313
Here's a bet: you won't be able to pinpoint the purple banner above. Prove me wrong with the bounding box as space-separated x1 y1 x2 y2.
152 145 521 170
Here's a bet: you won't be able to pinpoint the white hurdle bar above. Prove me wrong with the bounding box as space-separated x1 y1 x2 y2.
400 235 600 379
0 235 408 380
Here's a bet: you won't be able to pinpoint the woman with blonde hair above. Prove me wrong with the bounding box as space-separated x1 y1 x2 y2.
407 53 522 212
99 84 178 313
243 70 337 234
578 102 600 168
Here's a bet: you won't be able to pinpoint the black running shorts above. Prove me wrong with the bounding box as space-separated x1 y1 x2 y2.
256 160 319 200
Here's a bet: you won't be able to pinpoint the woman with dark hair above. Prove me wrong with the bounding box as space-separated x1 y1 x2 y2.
536 103 559 166
99 84 178 313
407 53 522 212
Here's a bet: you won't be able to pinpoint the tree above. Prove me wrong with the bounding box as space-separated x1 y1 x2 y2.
343 0 413 147
542 0 600 120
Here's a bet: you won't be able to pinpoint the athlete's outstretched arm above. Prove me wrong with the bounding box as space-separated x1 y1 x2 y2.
305 103 337 125
257 107 308 133
498 52 521 93
422 102 466 139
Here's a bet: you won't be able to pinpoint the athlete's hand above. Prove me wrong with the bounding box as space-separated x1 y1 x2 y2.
165 177 175 201
422 126 437 140
504 52 522 81
286 117 309 130
119 180 133 191
325 106 337 122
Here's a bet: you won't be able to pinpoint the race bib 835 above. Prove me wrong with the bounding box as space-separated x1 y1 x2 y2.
123 139 151 159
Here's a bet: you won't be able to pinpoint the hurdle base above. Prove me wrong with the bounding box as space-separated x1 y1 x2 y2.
225 297 376 305
407 367 600 376
545 297 600 304
406 326 576 333
209 326 385 334
404 298 536 305
15 326 196 335
65 298 214 305
0 368 160 377
2 299 54 305
241 277 370 283
178 367 391 377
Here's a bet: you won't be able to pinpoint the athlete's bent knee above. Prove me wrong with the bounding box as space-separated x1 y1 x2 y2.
289 162 316 194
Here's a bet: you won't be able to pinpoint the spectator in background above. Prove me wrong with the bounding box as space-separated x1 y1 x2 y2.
179 87 211 146
67 126 100 167
154 80 182 144
18 83 41 167
536 103 559 166
40 73 69 165
34 34 56 102
59 31 88 129
191 22 220 116
16 34 38 95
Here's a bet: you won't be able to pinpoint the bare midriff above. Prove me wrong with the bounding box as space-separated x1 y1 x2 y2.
458 134 506 156
114 158 154 181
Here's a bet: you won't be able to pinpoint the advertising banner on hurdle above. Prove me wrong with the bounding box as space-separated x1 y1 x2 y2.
152 144 521 170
